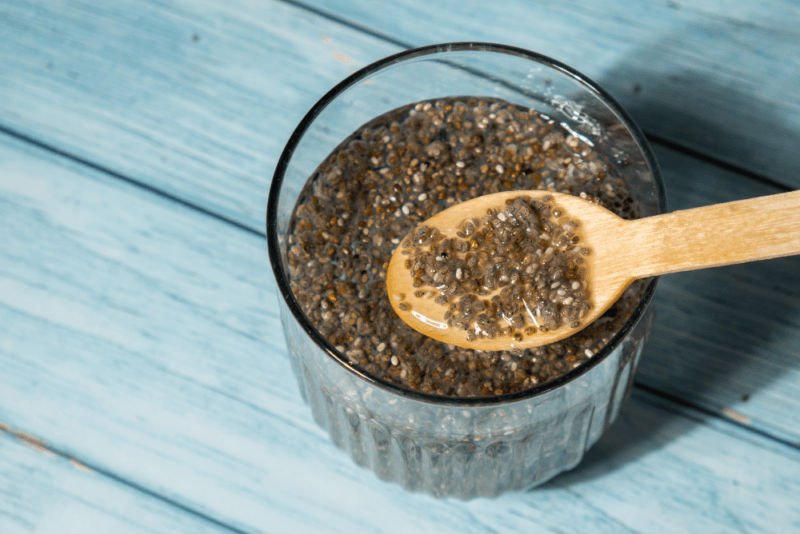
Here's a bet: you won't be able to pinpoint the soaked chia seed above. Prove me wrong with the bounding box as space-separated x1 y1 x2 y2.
286 97 644 397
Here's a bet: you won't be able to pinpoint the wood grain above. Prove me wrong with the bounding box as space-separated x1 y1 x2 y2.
2 129 800 533
297 0 800 188
0 432 234 534
622 190 800 277
0 0 401 230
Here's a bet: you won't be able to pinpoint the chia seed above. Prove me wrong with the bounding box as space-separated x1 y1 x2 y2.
286 97 644 398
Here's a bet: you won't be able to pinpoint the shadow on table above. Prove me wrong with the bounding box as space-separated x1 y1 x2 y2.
593 16 800 190
541 253 800 488
534 23 800 485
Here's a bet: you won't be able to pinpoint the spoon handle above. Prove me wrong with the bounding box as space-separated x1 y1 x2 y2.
626 189 800 278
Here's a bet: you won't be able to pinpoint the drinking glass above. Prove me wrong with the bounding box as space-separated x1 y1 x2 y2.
267 42 666 498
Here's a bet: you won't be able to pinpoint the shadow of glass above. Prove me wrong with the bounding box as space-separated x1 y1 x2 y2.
595 18 800 189
541 390 689 487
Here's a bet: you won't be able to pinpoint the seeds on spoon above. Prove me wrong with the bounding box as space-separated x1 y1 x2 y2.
397 195 591 342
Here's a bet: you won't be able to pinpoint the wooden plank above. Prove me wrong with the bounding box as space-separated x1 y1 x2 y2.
0 431 234 534
294 0 800 188
2 122 800 532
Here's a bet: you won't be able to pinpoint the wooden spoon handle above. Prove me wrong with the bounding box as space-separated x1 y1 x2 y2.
625 189 800 278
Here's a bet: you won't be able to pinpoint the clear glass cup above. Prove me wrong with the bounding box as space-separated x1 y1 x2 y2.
267 43 666 498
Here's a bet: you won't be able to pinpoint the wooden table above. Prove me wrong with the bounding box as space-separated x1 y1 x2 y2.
2 1 799 532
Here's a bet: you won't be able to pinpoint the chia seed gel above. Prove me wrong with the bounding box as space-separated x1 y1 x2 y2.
286 97 644 398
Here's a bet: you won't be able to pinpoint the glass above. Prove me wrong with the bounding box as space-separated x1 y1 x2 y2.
267 43 666 498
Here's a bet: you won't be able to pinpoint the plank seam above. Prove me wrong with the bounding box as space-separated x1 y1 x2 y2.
634 382 800 450
277 0 414 49
0 423 255 534
0 124 264 238
645 133 794 193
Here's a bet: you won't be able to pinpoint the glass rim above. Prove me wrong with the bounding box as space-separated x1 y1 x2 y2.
267 42 667 407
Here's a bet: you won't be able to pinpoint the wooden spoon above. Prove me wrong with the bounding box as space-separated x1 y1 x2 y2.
386 189 800 351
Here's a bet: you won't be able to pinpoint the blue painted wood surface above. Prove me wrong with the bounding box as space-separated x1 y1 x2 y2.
1 0 800 532
299 0 800 188
0 432 231 534
0 0 395 230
